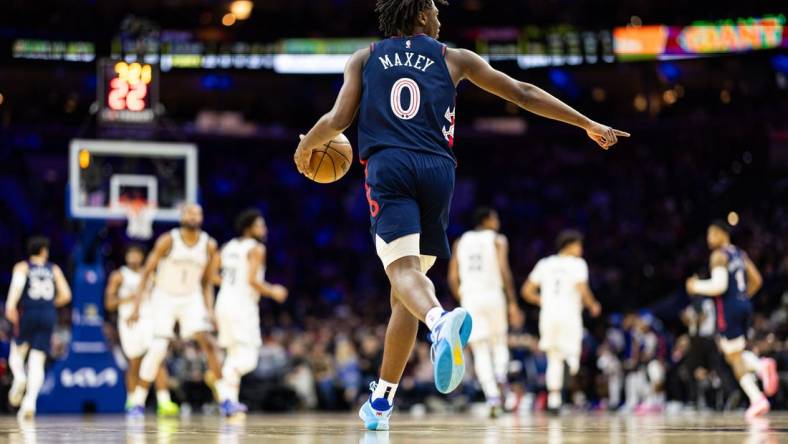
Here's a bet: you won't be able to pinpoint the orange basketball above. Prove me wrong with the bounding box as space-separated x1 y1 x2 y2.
308 133 353 183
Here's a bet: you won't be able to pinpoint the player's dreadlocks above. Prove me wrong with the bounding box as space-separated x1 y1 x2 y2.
375 0 448 37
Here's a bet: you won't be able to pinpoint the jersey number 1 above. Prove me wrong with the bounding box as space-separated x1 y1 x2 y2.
390 78 421 120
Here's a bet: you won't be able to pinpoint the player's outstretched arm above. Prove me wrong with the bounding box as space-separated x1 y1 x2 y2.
743 255 763 297
294 48 368 175
686 250 728 297
4 262 28 325
52 264 72 308
248 245 288 303
446 48 629 150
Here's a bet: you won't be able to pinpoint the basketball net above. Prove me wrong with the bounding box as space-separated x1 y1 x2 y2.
122 198 155 240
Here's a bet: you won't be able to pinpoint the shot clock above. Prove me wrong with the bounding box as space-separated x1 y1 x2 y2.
97 59 159 124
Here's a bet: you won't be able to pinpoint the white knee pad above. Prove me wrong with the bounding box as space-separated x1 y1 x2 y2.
139 338 169 382
719 336 746 355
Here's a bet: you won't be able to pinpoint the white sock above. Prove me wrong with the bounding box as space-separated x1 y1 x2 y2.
156 390 172 405
132 385 150 407
21 349 46 412
217 378 240 403
546 351 564 393
742 351 765 375
371 378 398 403
425 307 445 331
471 341 501 402
739 373 763 403
548 391 562 409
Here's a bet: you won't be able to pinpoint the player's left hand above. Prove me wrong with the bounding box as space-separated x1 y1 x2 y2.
294 134 315 177
4 307 19 325
586 122 630 150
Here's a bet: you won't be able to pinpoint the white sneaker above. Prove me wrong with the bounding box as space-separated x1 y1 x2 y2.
8 379 26 408
745 396 770 419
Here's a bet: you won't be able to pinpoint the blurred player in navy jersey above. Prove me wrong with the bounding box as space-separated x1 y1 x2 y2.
5 236 71 419
686 221 778 418
293 0 628 430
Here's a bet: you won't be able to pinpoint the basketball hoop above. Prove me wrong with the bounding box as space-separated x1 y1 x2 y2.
121 197 155 240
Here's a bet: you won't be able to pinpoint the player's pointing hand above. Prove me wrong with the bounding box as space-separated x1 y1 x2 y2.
585 122 630 150
294 134 314 176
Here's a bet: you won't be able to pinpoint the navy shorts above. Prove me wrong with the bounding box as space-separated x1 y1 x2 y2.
363 148 455 259
16 309 56 352
715 296 752 340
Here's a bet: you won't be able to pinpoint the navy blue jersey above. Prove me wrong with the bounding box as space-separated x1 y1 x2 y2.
20 261 57 313
722 245 748 302
358 34 457 161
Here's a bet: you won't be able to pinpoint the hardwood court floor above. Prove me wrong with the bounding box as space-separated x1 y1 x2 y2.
1 411 784 443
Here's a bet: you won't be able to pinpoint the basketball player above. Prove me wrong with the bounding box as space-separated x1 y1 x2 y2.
126 203 223 416
685 221 778 418
5 236 72 419
521 230 601 412
214 209 288 417
293 0 627 430
447 207 520 417
104 244 179 416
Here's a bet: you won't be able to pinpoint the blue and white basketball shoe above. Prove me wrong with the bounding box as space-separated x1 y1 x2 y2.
429 308 473 394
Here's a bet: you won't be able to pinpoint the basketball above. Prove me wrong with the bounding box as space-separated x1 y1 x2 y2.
308 133 353 184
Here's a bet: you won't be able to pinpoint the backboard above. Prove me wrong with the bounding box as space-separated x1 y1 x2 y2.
68 139 198 222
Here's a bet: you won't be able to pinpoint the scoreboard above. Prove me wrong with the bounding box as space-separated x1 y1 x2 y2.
474 26 615 69
97 59 159 124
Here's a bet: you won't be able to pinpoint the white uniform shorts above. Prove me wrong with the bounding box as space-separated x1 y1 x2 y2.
151 288 213 339
461 293 507 343
118 311 154 359
539 315 582 360
216 302 262 349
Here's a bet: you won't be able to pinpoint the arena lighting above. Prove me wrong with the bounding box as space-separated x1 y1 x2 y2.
230 0 253 20
79 149 91 169
222 13 236 26
727 211 740 226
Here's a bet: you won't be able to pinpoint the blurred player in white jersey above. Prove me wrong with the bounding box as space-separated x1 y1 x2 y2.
448 207 521 417
214 209 288 417
104 244 179 416
5 236 71 419
522 230 600 412
126 203 222 416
